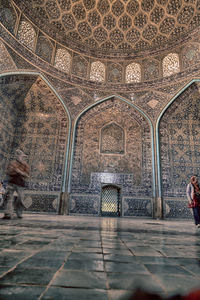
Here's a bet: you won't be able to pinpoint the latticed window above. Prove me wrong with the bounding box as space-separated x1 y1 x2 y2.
163 53 180 77
90 61 105 82
17 21 36 50
54 48 71 73
125 63 141 83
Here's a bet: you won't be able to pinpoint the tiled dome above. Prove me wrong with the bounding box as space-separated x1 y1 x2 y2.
12 0 200 59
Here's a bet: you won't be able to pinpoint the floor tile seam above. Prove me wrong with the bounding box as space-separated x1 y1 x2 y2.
1 232 26 242
100 232 111 300
0 238 70 277
4 237 38 249
136 259 170 284
153 249 168 257
43 284 108 291
0 282 49 287
145 272 200 278
1 221 197 237
178 265 200 278
37 249 76 300
146 271 168 294
0 246 49 280
120 238 137 258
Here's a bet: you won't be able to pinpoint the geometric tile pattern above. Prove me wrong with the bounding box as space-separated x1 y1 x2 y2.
123 198 152 217
12 0 200 57
70 194 100 215
0 41 16 72
101 123 124 154
0 74 69 212
159 83 200 216
2 3 200 86
101 186 120 216
23 192 59 213
12 77 68 192
164 199 193 219
0 74 36 182
71 97 153 216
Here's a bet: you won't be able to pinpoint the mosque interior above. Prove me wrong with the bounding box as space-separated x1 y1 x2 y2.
1 0 200 299
1 0 200 220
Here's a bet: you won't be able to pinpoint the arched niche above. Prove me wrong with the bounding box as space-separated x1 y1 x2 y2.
69 96 154 217
0 72 70 213
158 81 200 219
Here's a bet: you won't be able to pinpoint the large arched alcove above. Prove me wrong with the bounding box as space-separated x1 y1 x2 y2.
158 80 200 219
0 72 70 213
69 96 154 217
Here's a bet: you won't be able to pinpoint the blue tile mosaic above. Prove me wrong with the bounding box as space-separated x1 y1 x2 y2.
70 194 100 215
164 199 193 219
123 198 152 217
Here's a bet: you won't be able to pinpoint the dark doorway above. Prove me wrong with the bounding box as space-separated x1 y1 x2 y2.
101 185 120 217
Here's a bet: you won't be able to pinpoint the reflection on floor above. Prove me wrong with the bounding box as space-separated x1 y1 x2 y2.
0 213 200 300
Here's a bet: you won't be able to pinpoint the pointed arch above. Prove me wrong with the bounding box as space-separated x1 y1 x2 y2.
0 71 71 193
156 79 200 198
68 94 156 199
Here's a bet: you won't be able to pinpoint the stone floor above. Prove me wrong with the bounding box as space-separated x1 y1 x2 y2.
0 213 200 300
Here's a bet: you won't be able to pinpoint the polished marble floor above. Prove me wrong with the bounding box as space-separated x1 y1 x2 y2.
0 213 200 300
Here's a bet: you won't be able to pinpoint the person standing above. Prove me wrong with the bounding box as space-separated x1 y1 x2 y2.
0 181 5 207
3 150 30 219
186 175 200 228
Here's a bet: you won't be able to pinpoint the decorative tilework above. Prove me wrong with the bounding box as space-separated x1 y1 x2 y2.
2 2 200 219
0 74 69 212
17 20 36 51
71 55 88 78
143 59 160 81
123 197 152 217
23 191 60 213
36 35 54 63
107 63 122 82
159 83 200 218
11 0 200 58
100 123 124 154
181 43 200 68
70 97 153 216
70 194 100 214
164 199 193 219
0 1 17 35
0 40 16 71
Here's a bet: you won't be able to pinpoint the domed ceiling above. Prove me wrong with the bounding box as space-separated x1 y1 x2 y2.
11 0 200 58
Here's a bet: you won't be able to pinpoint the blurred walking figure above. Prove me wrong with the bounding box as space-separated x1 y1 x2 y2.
186 175 200 228
0 181 5 207
3 150 30 219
